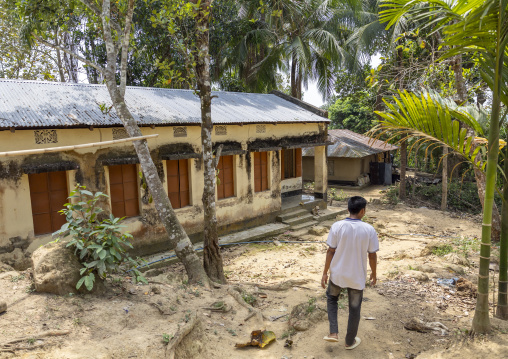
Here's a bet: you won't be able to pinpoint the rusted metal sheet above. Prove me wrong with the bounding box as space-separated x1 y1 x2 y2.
302 129 398 158
0 79 329 129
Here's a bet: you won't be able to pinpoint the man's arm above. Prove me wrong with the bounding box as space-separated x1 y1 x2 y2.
368 252 377 286
321 247 336 288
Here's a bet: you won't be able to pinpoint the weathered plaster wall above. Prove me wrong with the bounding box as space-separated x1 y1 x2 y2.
303 155 375 183
0 122 323 264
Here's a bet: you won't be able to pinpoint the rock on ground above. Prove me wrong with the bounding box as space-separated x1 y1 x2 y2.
308 226 328 236
445 264 465 275
32 240 103 295
405 270 429 282
289 300 327 331
0 301 6 313
444 253 469 266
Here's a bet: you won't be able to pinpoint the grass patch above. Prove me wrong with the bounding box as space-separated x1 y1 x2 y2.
432 244 453 256
242 292 257 306
306 297 317 314
280 327 297 339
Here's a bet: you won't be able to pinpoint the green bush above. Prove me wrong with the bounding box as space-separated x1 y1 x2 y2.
383 180 500 214
55 185 147 291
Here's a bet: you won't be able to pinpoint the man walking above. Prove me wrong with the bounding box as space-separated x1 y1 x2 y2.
321 196 379 350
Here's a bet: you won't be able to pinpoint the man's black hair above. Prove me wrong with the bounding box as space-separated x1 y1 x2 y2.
348 196 367 215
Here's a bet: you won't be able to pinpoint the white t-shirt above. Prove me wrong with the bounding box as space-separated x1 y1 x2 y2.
326 218 379 290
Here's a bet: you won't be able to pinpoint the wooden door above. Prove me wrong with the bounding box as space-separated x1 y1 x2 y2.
218 155 234 199
29 171 68 235
167 159 190 209
254 152 268 192
109 164 140 218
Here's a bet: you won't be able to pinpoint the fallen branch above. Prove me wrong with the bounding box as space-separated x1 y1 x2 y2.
166 313 199 359
1 330 71 347
241 279 310 291
151 302 176 316
227 286 267 322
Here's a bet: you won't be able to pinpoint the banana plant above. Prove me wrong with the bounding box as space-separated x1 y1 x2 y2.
379 0 508 334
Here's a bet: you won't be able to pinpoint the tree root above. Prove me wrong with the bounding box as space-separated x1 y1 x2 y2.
227 286 268 322
241 279 310 291
165 313 199 359
0 330 71 352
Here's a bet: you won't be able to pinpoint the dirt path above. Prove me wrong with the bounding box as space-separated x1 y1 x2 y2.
0 202 506 358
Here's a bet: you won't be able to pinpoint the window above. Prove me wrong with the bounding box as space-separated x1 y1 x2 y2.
281 148 302 180
217 155 235 199
108 164 140 218
327 160 334 176
29 171 68 235
167 159 190 209
253 152 269 192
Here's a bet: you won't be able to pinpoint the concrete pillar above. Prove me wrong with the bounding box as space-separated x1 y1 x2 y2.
314 145 327 201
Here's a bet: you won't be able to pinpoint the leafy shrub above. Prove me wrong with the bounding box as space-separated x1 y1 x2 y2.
55 185 147 291
329 188 347 201
382 180 500 214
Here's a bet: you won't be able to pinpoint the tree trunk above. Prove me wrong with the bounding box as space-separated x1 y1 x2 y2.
399 140 407 200
452 54 501 240
100 0 208 285
105 82 209 284
63 32 78 83
471 49 504 335
54 29 66 82
497 142 508 319
291 55 298 98
192 0 226 283
441 146 448 211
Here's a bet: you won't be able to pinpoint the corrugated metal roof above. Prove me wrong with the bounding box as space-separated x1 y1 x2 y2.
303 129 398 158
0 79 329 129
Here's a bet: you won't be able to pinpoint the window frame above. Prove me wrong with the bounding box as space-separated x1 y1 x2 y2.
281 148 302 180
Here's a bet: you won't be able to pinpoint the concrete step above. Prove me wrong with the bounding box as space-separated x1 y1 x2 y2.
138 222 290 272
276 209 309 222
313 208 348 223
291 220 319 231
282 213 315 226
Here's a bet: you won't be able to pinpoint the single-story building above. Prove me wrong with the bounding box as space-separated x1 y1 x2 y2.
0 80 329 268
303 129 397 186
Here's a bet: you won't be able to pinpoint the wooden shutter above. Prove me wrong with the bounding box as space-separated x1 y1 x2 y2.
261 152 268 191
217 155 234 199
254 152 261 192
109 164 140 218
254 152 268 192
178 159 190 207
280 150 285 180
167 159 190 209
295 148 302 177
29 171 68 235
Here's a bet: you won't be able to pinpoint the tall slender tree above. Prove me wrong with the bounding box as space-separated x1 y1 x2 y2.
17 0 209 284
381 0 508 333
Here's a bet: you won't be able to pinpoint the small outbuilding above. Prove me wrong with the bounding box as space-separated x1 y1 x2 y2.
302 129 398 187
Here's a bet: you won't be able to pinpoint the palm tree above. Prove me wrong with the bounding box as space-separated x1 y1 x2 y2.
222 0 361 99
379 0 508 334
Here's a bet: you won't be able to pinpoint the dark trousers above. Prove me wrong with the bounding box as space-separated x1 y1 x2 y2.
326 280 363 346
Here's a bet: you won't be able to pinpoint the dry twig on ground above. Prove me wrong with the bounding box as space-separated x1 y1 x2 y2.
165 313 199 359
0 330 71 352
227 286 267 322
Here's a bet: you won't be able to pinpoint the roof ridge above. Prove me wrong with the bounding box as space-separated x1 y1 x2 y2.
0 78 280 96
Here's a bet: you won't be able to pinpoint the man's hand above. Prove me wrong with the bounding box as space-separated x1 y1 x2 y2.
321 273 328 289
369 272 377 286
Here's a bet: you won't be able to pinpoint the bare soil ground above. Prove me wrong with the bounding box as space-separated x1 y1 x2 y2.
0 190 507 358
